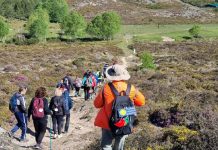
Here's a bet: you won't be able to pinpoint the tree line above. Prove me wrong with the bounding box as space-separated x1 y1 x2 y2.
0 0 121 43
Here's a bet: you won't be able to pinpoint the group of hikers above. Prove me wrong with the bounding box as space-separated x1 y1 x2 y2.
8 62 147 150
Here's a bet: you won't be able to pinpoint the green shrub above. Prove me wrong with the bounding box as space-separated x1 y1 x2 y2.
189 25 201 38
140 52 156 69
87 12 121 40
61 11 86 39
27 6 49 30
0 16 9 42
146 3 163 9
0 0 40 19
29 19 49 42
27 7 49 42
42 0 69 23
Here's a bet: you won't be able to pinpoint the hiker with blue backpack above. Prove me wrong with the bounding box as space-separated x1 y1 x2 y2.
82 71 93 100
28 87 51 149
94 64 147 150
61 84 73 134
8 85 28 142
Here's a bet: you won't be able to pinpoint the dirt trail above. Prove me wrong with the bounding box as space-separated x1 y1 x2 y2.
10 94 100 150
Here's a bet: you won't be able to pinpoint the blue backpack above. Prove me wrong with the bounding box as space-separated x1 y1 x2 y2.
9 94 20 113
108 83 137 136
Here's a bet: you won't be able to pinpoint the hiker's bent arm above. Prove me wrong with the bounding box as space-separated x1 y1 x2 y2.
133 89 147 106
44 99 51 115
28 99 33 118
19 97 27 113
49 98 53 110
94 89 104 108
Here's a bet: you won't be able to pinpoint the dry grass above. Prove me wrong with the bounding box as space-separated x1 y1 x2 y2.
124 40 218 149
0 41 123 128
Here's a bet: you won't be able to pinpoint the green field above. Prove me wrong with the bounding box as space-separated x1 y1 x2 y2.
119 24 218 42
5 20 218 43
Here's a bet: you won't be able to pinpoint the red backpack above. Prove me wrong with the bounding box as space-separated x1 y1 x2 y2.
32 98 44 118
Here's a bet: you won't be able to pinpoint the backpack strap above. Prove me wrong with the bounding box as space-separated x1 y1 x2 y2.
108 83 120 96
126 84 131 96
109 83 132 96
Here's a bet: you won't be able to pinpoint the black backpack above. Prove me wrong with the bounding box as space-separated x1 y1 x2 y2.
109 83 137 136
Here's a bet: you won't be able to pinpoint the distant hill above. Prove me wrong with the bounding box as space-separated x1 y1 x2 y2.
68 0 218 24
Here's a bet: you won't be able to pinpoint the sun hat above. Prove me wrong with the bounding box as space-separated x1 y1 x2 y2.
105 64 130 81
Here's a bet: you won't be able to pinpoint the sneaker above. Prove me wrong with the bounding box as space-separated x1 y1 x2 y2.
19 138 28 143
33 144 42 149
64 131 68 134
8 132 14 138
58 134 62 138
53 134 58 139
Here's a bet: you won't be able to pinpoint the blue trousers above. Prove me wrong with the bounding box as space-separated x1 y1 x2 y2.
11 112 27 140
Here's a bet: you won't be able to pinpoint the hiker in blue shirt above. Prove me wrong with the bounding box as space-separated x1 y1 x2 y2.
8 86 28 142
82 72 93 100
62 86 73 133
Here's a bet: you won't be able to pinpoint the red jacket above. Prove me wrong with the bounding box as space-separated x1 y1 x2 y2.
94 81 147 130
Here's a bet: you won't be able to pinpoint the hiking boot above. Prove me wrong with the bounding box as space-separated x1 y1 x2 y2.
58 134 62 138
53 134 57 139
8 131 14 138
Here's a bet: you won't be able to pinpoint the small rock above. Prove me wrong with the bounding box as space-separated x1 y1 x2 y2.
3 65 17 72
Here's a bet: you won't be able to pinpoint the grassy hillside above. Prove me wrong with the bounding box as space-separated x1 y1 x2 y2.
124 40 218 149
0 3 218 148
70 0 218 24
0 41 123 127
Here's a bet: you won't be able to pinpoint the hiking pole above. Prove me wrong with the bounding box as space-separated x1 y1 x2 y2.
49 116 52 150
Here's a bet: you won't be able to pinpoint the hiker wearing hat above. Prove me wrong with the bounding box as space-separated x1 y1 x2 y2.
94 64 147 150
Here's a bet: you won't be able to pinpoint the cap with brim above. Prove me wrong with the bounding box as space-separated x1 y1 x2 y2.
105 64 130 81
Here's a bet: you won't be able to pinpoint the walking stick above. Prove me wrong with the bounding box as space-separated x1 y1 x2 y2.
49 116 52 150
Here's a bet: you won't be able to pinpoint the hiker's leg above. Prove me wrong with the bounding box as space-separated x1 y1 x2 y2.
57 115 64 135
64 114 70 132
87 87 90 100
36 121 47 145
77 87 80 96
84 87 88 100
11 112 20 133
84 87 87 100
11 125 19 133
101 129 113 150
22 113 27 139
11 112 21 133
33 119 40 143
114 135 128 150
17 112 27 140
52 116 57 135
